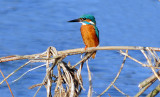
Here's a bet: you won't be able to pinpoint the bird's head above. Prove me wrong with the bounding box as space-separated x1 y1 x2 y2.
68 14 96 25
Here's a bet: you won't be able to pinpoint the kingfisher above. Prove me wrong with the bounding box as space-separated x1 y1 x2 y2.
68 14 99 59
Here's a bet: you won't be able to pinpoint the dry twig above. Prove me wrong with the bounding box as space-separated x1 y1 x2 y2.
0 69 14 97
1 46 160 97
98 50 128 96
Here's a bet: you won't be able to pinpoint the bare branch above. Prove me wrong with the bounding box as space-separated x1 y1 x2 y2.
1 46 160 63
113 84 130 97
0 61 31 85
147 84 160 97
139 70 160 89
86 60 92 97
1 46 160 97
0 69 14 97
98 50 128 96
141 49 160 81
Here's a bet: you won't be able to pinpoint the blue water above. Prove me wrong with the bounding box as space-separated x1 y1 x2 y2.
0 0 160 97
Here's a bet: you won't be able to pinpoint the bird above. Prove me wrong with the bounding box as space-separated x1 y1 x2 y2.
68 14 99 59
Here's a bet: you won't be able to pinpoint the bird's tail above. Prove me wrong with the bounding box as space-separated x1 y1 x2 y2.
91 51 96 59
85 51 97 59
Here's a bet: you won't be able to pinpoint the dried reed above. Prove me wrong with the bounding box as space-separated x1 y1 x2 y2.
0 46 160 97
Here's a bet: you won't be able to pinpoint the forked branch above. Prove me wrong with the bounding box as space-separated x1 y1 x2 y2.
1 46 160 97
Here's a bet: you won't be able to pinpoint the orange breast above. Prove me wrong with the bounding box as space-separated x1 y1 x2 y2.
80 25 99 47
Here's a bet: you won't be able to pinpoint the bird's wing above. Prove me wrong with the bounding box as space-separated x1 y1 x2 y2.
93 25 99 41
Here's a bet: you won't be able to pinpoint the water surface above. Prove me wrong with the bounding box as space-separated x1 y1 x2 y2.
0 0 160 97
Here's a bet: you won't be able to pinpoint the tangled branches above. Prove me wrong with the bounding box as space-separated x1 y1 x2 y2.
0 46 160 97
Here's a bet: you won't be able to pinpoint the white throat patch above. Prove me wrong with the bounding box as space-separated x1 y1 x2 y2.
89 21 95 25
80 22 86 25
80 21 95 25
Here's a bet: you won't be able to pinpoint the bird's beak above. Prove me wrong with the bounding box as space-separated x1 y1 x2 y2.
68 18 81 22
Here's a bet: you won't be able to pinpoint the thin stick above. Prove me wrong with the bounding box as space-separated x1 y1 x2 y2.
12 63 46 83
58 46 160 55
141 50 160 81
60 62 75 96
150 66 160 81
29 83 45 89
1 46 160 63
46 48 52 97
86 60 92 97
120 51 160 69
113 84 129 97
138 70 160 89
0 61 31 85
33 75 47 97
72 52 94 68
135 82 153 97
120 50 147 67
77 62 85 90
0 69 14 97
0 51 47 62
29 80 57 89
98 50 128 96
146 84 160 97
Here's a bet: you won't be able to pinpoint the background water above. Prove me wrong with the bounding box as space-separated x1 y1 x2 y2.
0 0 160 97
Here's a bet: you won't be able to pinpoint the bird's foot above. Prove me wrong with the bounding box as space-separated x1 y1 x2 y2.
84 46 87 51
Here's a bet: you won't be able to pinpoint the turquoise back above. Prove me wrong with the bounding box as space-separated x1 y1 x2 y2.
94 25 99 41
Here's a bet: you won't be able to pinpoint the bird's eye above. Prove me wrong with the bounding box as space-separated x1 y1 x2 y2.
83 18 86 20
